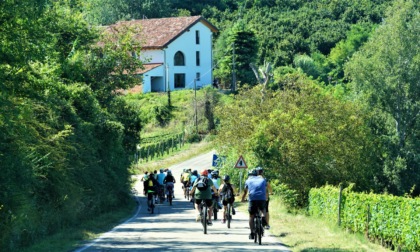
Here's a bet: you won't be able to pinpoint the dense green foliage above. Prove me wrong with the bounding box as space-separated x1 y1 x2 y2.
215 75 379 205
1 0 419 250
345 0 420 196
213 0 419 206
0 1 142 250
309 185 420 251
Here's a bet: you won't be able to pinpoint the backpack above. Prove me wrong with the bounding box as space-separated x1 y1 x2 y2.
148 178 158 192
183 173 191 182
225 184 234 201
196 176 209 191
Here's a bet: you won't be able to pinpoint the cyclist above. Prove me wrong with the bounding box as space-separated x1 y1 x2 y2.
189 170 199 202
156 168 166 202
181 169 191 199
190 169 218 226
218 175 236 223
241 168 267 240
140 171 149 182
180 168 186 183
164 170 176 205
144 173 158 212
256 166 273 229
211 170 222 210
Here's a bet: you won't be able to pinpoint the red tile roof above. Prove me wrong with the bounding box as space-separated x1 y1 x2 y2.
105 16 218 49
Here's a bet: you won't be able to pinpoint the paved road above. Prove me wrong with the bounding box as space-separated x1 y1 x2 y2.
74 151 290 251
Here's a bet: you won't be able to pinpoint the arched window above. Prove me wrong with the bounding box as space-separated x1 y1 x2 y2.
174 51 185 66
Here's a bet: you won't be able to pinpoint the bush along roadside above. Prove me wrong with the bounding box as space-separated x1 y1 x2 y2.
309 185 420 251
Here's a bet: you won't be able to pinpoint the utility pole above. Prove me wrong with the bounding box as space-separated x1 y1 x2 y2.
166 64 171 107
232 43 236 92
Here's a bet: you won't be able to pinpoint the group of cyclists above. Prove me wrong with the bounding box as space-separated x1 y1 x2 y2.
142 165 273 241
181 168 236 226
142 168 176 211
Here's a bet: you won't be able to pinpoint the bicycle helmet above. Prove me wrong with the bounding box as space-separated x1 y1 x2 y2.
211 170 218 178
248 169 257 177
255 166 263 175
223 175 230 182
167 170 172 175
160 168 164 173
192 170 198 176
200 169 208 176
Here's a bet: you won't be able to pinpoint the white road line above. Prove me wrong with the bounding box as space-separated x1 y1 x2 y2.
74 194 143 252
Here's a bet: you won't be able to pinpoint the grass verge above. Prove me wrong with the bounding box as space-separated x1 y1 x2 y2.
20 202 136 252
235 196 390 252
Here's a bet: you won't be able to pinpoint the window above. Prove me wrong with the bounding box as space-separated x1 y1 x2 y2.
174 51 185 66
195 30 200 44
196 72 200 81
174 73 185 88
196 51 200 66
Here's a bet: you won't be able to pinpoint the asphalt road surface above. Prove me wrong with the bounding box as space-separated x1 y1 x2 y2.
74 151 290 252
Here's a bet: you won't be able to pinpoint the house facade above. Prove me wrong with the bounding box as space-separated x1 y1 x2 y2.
107 16 218 93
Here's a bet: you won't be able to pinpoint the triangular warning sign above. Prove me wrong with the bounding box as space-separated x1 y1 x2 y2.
234 155 248 168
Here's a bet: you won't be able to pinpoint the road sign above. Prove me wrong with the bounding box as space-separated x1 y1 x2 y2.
212 154 218 167
234 155 248 168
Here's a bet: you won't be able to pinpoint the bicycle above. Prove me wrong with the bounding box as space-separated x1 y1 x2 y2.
186 184 190 201
157 185 165 204
226 202 233 228
253 209 264 245
166 182 174 206
199 201 208 234
147 192 155 214
212 195 219 220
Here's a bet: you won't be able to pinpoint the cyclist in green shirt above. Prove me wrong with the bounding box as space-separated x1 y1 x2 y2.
190 169 218 226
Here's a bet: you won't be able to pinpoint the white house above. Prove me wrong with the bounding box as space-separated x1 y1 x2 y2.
106 16 218 93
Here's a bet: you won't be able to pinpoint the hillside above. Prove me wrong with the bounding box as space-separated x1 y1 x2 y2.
1 0 419 251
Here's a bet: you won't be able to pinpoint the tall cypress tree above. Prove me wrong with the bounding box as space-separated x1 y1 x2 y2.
214 20 258 89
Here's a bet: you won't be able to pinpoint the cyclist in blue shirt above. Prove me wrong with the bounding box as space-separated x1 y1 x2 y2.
189 170 199 190
241 168 267 240
156 169 166 201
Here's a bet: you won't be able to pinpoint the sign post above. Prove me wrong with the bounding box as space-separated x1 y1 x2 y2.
234 155 248 194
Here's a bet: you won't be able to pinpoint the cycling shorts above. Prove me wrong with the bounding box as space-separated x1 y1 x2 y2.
195 198 213 207
222 198 235 206
147 192 155 200
248 200 266 215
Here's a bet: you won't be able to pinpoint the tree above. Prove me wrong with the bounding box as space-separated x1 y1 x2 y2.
215 75 379 205
0 1 144 249
83 0 130 25
214 20 258 88
345 0 420 195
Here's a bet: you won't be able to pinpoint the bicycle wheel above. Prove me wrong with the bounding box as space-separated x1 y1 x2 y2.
186 188 190 201
168 189 173 205
151 201 155 214
203 204 208 234
257 218 262 245
254 217 259 243
213 204 218 220
227 203 231 228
